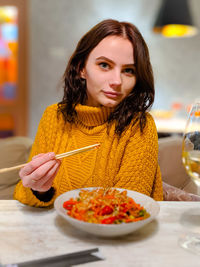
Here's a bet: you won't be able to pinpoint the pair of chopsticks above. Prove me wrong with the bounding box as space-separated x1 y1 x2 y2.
8 248 103 267
0 143 100 174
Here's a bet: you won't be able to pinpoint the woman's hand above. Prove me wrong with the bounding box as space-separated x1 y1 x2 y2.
19 152 61 192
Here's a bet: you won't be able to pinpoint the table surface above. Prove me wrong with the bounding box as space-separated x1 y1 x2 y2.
1 200 200 267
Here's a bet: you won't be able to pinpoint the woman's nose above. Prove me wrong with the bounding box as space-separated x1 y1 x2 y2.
109 71 122 89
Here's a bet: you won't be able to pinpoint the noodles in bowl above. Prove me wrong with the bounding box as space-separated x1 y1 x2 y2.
62 188 150 224
54 187 160 237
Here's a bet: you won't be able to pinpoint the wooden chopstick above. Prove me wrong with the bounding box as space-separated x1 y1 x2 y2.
0 143 100 174
55 143 100 159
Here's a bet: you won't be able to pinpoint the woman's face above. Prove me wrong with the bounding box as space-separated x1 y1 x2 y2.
80 35 137 107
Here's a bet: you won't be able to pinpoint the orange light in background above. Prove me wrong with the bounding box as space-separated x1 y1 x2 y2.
0 6 18 101
7 41 18 56
153 0 198 38
195 111 200 117
171 102 183 111
5 57 17 83
0 6 17 23
0 113 14 130
162 24 198 38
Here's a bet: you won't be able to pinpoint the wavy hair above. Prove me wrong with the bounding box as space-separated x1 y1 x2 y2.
58 19 154 135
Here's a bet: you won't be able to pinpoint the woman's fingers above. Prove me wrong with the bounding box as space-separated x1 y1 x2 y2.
31 161 61 192
26 159 58 182
32 153 45 160
21 159 59 188
19 151 62 193
20 152 55 177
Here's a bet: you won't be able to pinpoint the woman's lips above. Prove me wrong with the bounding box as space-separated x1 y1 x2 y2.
103 91 121 98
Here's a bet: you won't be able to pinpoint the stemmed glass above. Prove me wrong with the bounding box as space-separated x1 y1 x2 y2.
182 102 200 190
180 102 200 254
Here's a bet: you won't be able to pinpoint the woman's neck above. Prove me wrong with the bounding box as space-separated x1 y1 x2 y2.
75 104 114 127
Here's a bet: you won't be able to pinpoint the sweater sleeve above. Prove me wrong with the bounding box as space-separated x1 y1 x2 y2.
13 104 59 207
113 114 163 201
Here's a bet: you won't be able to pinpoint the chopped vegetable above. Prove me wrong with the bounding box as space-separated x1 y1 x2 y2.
63 188 150 224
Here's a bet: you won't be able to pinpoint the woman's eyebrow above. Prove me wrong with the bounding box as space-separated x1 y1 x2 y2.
95 56 113 63
124 63 136 67
95 56 135 67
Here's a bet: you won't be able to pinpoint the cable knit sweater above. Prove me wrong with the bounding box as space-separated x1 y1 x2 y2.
14 103 163 207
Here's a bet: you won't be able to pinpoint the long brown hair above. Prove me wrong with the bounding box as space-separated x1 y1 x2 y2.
58 19 154 135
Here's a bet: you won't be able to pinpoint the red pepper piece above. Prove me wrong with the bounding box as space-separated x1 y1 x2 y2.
101 205 113 216
63 200 77 210
101 216 117 224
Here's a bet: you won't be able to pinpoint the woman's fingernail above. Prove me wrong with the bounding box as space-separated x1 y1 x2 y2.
48 152 55 158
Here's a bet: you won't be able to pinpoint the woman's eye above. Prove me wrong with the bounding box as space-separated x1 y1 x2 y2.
123 68 135 75
99 62 110 69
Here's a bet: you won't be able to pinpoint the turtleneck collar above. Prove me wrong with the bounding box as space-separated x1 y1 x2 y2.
75 104 114 127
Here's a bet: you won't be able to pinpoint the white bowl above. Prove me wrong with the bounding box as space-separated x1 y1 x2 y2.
54 187 160 237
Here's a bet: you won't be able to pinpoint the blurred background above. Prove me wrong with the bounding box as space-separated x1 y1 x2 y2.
0 0 200 139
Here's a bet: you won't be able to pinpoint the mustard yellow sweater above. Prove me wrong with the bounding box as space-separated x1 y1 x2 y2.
14 104 163 207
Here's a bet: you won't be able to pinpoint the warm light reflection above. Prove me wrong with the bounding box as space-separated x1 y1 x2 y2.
0 6 17 23
162 24 198 38
0 6 18 137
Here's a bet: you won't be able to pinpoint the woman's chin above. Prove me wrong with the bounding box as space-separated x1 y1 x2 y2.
101 99 119 108
103 103 117 108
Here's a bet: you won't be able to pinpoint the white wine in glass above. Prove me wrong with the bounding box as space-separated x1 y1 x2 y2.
182 102 200 189
180 102 200 254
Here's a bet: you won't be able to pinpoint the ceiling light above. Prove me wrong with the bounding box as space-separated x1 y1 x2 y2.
153 0 198 38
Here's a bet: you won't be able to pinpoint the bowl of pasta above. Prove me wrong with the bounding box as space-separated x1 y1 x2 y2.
54 187 160 237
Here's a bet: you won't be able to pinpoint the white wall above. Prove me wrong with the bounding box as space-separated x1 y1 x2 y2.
29 0 200 138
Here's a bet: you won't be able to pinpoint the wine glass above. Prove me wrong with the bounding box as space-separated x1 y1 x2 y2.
179 102 200 254
182 102 200 190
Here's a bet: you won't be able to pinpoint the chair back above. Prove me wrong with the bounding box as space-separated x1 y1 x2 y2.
158 136 197 194
0 136 33 199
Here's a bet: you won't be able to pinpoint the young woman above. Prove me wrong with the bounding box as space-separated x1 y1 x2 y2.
14 19 163 207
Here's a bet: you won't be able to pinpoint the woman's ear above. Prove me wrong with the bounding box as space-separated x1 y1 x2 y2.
80 68 86 79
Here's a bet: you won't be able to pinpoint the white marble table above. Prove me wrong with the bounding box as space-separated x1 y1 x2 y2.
0 200 200 267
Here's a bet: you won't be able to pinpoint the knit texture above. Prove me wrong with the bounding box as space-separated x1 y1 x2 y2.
14 103 163 207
